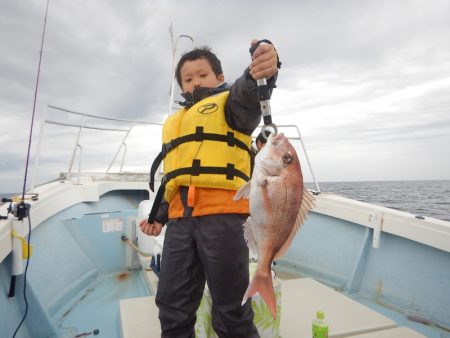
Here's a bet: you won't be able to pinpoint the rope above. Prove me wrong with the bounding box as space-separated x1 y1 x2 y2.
120 235 153 257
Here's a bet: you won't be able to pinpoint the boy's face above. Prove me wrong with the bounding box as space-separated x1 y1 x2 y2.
180 58 224 95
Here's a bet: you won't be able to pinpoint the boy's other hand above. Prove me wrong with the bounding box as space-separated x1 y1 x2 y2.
139 219 163 236
249 39 278 80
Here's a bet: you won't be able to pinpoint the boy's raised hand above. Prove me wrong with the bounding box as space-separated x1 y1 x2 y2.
249 39 279 80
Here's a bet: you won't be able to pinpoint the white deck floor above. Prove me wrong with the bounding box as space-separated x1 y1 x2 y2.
119 277 425 338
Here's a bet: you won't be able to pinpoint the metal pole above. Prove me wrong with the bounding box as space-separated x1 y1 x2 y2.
120 143 127 174
68 114 86 178
106 124 134 173
30 104 48 192
168 25 194 116
168 24 175 117
76 145 82 185
294 125 320 192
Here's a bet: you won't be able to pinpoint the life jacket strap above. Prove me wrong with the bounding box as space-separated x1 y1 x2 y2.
165 163 250 182
148 176 167 224
147 162 250 223
149 128 252 191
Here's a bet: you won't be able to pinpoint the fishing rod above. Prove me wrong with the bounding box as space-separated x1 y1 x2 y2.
8 1 50 337
21 0 50 202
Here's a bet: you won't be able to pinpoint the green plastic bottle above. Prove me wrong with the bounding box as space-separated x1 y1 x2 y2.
312 310 329 338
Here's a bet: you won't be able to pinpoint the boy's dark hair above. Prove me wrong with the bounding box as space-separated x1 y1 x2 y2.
175 47 223 87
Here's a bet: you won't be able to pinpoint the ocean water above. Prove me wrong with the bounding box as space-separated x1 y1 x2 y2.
2 180 449 222
305 180 450 222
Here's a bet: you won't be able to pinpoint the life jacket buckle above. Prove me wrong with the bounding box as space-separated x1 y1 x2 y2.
226 132 235 147
226 163 235 180
162 141 174 155
192 159 201 176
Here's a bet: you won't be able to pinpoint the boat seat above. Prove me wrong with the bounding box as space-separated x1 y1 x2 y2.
349 326 426 337
280 278 397 338
120 277 424 338
120 273 281 338
119 295 160 338
119 293 281 338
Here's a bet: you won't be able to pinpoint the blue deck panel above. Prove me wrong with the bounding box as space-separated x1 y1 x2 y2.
2 190 449 337
277 210 450 335
354 297 446 338
0 190 150 338
56 271 149 338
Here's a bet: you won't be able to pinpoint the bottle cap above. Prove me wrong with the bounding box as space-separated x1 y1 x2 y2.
316 310 325 319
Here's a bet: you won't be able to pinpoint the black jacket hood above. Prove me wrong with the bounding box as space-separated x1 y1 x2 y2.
179 83 229 108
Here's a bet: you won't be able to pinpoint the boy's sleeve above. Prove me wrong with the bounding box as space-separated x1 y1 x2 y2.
225 68 277 135
155 199 169 225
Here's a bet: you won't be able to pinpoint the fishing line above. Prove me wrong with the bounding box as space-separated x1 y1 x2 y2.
11 0 50 337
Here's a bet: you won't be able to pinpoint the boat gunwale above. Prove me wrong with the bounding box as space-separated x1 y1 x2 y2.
1 176 449 264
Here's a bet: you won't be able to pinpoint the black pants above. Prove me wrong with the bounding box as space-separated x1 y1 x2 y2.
155 214 259 338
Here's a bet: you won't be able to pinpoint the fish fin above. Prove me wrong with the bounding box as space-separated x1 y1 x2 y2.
243 217 258 253
241 270 277 319
234 181 251 200
273 187 315 260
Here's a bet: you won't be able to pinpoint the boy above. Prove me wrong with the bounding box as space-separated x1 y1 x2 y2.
140 40 279 337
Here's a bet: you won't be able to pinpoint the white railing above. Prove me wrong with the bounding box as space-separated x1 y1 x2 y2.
30 105 320 193
255 124 321 192
30 105 163 192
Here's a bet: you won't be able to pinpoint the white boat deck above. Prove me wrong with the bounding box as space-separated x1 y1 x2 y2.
119 277 424 338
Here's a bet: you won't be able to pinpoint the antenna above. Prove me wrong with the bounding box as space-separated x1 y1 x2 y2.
168 24 195 116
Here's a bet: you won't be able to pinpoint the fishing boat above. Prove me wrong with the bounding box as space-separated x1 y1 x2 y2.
1 102 449 338
1 13 449 338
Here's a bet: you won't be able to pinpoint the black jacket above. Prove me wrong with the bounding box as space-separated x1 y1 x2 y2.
155 68 277 224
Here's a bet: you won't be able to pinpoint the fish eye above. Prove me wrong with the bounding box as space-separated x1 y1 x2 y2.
282 153 292 164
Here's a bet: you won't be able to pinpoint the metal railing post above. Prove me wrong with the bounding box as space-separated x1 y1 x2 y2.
106 124 134 173
120 143 127 174
293 125 320 192
30 104 48 193
76 144 82 185
68 114 86 178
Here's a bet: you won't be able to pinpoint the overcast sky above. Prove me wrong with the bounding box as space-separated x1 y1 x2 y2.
1 0 450 193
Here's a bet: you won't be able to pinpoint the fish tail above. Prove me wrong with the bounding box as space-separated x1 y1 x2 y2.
241 270 277 319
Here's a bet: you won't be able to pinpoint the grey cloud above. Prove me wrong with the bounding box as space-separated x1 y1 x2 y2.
1 0 450 192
